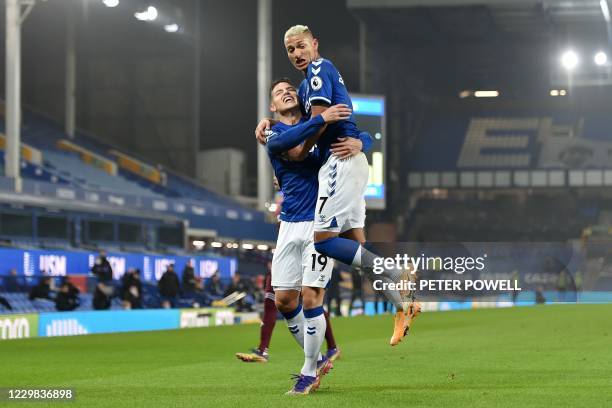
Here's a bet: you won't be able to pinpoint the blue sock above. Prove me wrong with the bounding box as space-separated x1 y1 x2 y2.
316 238 405 310
314 237 360 265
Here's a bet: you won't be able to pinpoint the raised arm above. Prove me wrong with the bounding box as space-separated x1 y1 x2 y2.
266 115 325 155
255 118 279 145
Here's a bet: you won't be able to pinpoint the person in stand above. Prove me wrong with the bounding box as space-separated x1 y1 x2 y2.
326 266 343 317
224 273 254 312
29 276 53 301
121 268 142 309
182 260 201 294
206 272 225 297
55 277 80 311
0 295 11 311
349 268 365 316
158 264 180 308
91 250 114 310
4 269 23 292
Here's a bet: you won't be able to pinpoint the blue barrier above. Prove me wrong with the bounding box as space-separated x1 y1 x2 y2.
0 247 237 281
38 309 180 337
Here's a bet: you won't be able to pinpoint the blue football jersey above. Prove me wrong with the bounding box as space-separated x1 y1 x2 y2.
266 119 322 223
298 58 360 161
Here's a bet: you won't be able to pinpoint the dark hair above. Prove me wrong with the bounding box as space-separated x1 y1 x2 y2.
269 77 294 96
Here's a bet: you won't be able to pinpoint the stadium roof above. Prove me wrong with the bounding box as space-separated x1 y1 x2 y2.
349 0 612 94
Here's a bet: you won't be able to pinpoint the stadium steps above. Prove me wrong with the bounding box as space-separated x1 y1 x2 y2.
41 151 163 198
0 291 126 314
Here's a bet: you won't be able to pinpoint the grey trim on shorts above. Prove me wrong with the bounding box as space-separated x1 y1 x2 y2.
272 286 302 292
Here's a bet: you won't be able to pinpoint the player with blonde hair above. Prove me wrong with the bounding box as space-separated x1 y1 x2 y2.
256 25 420 351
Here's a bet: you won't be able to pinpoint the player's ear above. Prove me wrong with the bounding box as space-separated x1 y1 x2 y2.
312 38 319 51
269 101 277 113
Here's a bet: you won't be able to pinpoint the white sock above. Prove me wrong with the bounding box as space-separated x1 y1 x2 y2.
282 304 305 349
351 245 362 266
358 245 404 310
301 307 326 377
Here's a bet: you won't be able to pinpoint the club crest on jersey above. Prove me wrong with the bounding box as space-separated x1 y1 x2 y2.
310 76 323 91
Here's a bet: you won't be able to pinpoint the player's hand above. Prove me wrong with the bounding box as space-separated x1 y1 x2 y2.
321 104 352 124
331 137 362 160
255 118 273 145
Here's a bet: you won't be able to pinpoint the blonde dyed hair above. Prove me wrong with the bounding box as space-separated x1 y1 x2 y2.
284 25 313 42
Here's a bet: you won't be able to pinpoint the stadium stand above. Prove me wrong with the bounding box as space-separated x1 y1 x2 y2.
43 150 162 197
403 194 603 242
0 276 161 314
406 111 612 172
0 109 276 243
0 109 275 316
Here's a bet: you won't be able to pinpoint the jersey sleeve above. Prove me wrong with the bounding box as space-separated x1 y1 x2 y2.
306 60 334 106
308 145 322 164
265 115 325 155
358 131 373 153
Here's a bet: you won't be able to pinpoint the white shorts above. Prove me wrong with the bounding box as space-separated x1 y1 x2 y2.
314 152 369 233
271 220 334 290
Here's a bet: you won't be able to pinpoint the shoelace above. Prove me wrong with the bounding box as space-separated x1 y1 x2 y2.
290 374 312 391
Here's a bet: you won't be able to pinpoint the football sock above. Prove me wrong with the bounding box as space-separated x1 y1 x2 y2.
281 303 305 349
301 306 326 377
323 310 337 350
258 297 277 352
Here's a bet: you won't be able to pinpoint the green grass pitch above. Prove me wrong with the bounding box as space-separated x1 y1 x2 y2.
2 304 612 407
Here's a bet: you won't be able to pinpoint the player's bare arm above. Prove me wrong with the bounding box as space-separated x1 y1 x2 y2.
330 137 363 160
310 104 328 118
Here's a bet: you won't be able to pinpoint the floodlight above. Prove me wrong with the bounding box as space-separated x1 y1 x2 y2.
134 6 158 21
164 24 179 33
473 90 499 98
594 51 607 66
561 50 578 70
